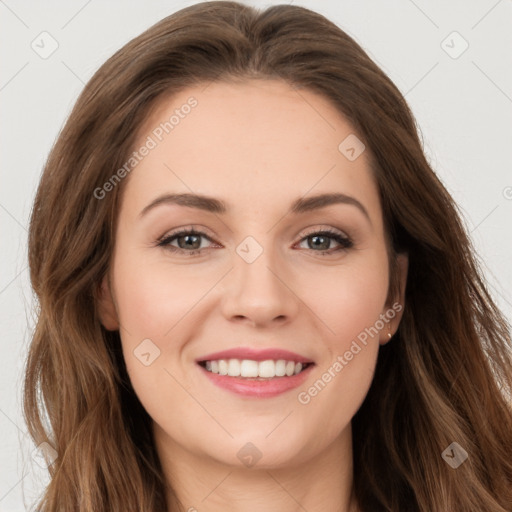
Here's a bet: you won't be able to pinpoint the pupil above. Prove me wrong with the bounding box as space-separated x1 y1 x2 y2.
310 235 329 250
180 234 200 250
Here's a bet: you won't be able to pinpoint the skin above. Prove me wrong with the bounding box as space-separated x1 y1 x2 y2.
98 79 408 512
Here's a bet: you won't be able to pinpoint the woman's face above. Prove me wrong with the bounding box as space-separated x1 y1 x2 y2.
99 79 407 469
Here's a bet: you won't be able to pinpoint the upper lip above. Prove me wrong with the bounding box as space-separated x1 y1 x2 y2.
195 347 315 364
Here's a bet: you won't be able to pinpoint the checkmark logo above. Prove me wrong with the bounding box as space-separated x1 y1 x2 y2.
441 31 469 59
236 236 263 263
31 31 59 59
441 441 468 468
338 134 365 162
237 442 263 467
133 338 161 366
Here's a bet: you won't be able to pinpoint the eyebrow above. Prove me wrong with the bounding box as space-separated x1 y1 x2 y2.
139 192 371 222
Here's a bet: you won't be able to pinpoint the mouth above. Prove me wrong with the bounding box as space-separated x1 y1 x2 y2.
196 359 316 398
194 347 316 398
197 359 315 379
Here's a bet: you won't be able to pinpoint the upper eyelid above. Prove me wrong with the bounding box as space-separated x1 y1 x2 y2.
159 225 350 241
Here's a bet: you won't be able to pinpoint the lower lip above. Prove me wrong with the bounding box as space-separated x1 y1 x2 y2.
197 363 315 398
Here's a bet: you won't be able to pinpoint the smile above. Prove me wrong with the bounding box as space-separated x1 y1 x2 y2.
197 359 315 398
198 358 313 378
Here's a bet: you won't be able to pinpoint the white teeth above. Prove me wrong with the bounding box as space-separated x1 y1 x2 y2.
227 359 241 377
240 359 259 377
258 360 275 378
218 360 228 375
275 359 286 376
201 358 309 378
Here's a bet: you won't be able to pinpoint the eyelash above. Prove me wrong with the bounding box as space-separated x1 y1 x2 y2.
156 226 354 257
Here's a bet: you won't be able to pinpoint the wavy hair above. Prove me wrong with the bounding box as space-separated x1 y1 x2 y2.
24 1 512 511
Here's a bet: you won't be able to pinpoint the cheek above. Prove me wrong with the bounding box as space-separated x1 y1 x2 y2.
299 255 389 351
112 253 215 338
296 339 378 457
291 255 387 432
111 252 228 394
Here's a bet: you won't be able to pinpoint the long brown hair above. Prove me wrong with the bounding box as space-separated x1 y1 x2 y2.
24 2 512 511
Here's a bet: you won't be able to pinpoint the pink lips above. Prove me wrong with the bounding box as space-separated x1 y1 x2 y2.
198 362 315 398
195 346 315 398
195 347 314 364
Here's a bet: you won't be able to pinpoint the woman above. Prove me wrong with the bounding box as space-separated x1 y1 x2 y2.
23 1 512 511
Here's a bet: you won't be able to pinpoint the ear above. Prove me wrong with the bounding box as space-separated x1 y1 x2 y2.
97 274 120 331
380 252 408 345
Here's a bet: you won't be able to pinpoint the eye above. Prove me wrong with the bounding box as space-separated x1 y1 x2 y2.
295 228 353 255
156 228 216 256
156 226 353 257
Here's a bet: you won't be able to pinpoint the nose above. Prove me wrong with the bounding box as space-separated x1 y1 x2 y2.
220 246 300 328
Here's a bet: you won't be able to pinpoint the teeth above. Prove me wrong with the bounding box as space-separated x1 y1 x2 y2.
201 359 308 378
275 359 286 376
240 359 259 377
218 360 228 375
228 359 241 377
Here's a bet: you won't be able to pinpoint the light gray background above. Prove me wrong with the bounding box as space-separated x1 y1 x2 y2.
1 0 511 510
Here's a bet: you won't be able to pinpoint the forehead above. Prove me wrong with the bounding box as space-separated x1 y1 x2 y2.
122 79 381 225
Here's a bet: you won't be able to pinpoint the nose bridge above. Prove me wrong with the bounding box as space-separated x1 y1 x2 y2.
221 234 299 326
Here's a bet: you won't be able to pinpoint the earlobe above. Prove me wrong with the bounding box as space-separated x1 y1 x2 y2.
97 275 120 331
380 252 408 345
